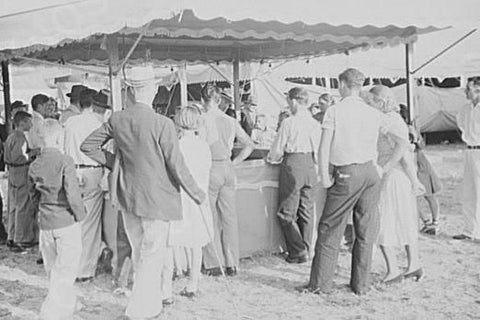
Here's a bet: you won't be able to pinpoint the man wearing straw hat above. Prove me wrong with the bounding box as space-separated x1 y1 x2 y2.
80 65 206 319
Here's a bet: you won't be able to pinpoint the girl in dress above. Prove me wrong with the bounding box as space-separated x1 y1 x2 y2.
168 106 214 297
367 86 425 284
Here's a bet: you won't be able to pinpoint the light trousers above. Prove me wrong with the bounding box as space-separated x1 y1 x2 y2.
77 168 104 278
39 223 82 320
461 150 480 239
122 213 170 319
203 161 239 269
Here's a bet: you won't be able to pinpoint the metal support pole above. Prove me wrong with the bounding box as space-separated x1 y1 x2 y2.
233 53 241 111
1 60 12 134
405 43 415 125
106 35 122 111
179 62 188 106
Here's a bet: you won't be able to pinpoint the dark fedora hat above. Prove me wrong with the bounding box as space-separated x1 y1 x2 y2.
66 84 88 99
92 91 110 109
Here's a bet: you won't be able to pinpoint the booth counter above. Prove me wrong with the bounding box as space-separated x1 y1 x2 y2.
235 158 326 258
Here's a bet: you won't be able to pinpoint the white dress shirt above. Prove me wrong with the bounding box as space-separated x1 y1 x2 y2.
322 96 396 166
64 111 103 166
456 103 480 146
268 109 322 163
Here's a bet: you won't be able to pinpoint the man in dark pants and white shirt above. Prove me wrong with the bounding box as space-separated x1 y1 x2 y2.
300 68 409 295
267 87 321 263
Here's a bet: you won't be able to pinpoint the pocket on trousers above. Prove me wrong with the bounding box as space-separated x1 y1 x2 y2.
330 171 351 196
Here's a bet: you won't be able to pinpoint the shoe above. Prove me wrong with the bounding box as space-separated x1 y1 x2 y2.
75 276 94 283
404 268 424 281
295 284 322 294
285 255 307 264
97 247 114 275
179 288 196 298
9 244 27 253
162 297 175 306
453 234 472 240
36 258 44 265
225 267 237 277
383 274 404 285
203 267 223 277
6 240 14 248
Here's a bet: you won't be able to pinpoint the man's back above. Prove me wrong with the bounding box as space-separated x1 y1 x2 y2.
323 96 385 166
105 104 203 220
64 112 102 166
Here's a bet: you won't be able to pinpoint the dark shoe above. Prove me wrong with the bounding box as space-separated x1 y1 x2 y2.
453 234 472 240
225 267 237 277
203 267 223 277
295 284 322 294
162 297 175 306
404 268 424 281
9 244 27 253
383 274 404 285
97 247 114 275
286 255 307 264
75 277 94 283
36 258 44 265
6 240 14 248
179 288 196 298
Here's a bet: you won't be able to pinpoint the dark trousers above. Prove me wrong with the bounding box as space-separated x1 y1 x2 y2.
309 161 381 294
277 153 317 258
0 193 6 240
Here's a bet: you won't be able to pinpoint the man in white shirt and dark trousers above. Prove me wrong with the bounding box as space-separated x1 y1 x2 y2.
454 76 480 240
268 87 322 263
64 88 105 282
301 68 408 295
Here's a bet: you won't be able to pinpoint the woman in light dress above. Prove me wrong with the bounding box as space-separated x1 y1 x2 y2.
167 105 214 297
366 86 425 284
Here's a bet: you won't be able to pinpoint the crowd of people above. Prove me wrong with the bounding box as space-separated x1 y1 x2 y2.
0 65 478 319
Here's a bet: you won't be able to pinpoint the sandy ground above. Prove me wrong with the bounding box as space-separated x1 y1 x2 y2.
0 143 480 320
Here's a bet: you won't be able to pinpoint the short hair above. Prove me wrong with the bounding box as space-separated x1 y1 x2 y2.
79 89 96 108
13 111 31 126
200 83 221 103
31 94 50 111
287 87 309 105
319 93 334 105
338 68 366 89
174 106 201 131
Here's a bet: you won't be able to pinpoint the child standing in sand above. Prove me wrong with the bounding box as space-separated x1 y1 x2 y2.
28 119 85 320
166 106 214 297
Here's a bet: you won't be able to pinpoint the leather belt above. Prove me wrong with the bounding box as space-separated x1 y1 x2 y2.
467 145 480 150
75 164 102 169
6 162 30 168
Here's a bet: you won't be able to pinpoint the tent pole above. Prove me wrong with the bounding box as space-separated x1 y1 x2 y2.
233 53 240 112
405 42 415 125
106 35 122 111
118 20 153 72
179 62 188 106
1 60 12 134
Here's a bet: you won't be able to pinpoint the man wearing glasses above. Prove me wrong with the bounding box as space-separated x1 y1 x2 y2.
454 77 480 240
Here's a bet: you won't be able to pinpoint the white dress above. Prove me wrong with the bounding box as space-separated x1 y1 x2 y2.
168 131 214 247
376 113 419 247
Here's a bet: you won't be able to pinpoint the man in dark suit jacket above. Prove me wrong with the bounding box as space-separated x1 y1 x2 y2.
81 66 205 319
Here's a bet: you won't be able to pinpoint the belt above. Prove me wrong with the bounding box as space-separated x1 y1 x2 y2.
75 164 102 169
467 145 480 150
6 162 30 168
285 152 313 155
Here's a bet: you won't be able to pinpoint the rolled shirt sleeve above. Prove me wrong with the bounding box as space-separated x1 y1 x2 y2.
321 107 335 131
80 121 115 169
267 120 289 163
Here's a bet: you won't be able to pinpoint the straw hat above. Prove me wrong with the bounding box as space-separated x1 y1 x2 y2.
125 65 156 88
